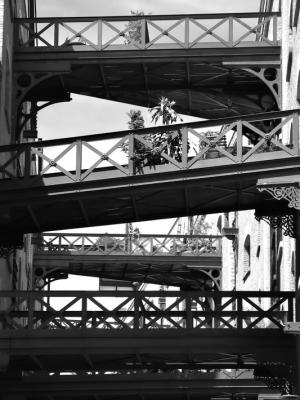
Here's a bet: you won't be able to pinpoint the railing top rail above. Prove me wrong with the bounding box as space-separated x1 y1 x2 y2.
0 109 298 153
41 233 222 239
0 290 294 297
14 12 281 23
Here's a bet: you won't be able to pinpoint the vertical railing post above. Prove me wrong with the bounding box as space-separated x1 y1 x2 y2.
236 120 243 162
54 21 59 47
76 140 82 182
237 294 243 330
181 126 188 170
82 295 87 329
228 16 233 47
141 19 146 49
287 294 294 323
134 294 140 330
58 235 62 252
98 19 102 50
28 293 34 330
185 18 189 48
81 234 84 254
185 293 193 329
128 134 134 175
24 146 31 179
293 112 299 155
273 15 277 44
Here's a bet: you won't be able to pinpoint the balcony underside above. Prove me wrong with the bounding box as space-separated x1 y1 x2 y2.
0 155 298 236
1 330 295 373
0 372 273 400
15 56 280 120
33 253 222 289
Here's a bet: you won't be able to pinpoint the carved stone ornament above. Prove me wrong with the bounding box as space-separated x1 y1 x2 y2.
258 186 300 210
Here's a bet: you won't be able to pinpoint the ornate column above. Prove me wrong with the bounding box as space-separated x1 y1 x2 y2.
257 183 300 392
296 211 300 394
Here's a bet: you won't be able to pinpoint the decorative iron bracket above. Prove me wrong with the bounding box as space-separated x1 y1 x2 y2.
255 213 296 238
254 362 295 394
258 185 300 210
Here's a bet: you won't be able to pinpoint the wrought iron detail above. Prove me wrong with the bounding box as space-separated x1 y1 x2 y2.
255 213 296 238
258 185 300 210
254 362 295 394
244 67 281 107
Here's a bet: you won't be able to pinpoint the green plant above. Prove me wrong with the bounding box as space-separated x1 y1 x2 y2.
149 97 182 126
124 10 145 45
122 98 188 171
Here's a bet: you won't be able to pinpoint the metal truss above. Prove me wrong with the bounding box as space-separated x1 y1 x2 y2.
15 12 279 51
0 290 294 331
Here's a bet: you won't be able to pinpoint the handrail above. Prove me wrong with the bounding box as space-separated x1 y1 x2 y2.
14 12 281 23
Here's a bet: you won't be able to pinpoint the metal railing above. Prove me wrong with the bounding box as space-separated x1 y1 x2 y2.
14 12 279 51
35 233 222 257
0 290 294 331
0 110 299 189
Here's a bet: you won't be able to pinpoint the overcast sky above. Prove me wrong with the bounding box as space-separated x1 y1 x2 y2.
36 1 261 17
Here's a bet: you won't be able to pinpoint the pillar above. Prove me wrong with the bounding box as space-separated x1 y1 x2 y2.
296 211 300 393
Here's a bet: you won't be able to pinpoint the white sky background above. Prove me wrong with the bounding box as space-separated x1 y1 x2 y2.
36 1 261 290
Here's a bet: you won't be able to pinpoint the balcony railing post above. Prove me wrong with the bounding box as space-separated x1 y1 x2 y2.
82 296 87 328
134 295 140 330
24 146 31 179
98 19 102 49
27 293 34 330
185 294 193 329
273 15 277 43
185 18 189 48
292 112 299 155
181 126 188 169
237 295 243 330
141 19 146 49
128 134 134 175
228 16 233 47
54 21 59 47
76 140 82 182
236 120 243 162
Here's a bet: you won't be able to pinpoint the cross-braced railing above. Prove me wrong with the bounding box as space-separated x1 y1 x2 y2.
14 12 279 51
35 233 222 257
0 110 299 190
0 291 294 331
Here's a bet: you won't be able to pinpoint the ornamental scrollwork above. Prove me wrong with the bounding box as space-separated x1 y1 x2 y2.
255 213 296 238
258 185 300 210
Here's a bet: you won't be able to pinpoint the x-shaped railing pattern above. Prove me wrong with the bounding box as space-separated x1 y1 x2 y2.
14 12 279 51
0 110 299 190
0 291 294 331
36 233 222 257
